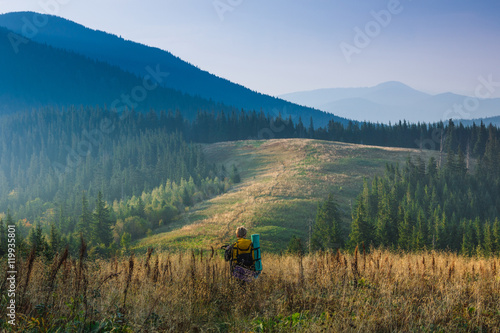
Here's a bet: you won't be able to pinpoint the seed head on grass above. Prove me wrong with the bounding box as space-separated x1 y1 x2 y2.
45 246 69 306
123 252 135 310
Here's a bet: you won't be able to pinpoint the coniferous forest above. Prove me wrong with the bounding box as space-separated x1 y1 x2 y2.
348 148 500 254
310 124 500 255
0 106 499 258
0 107 234 257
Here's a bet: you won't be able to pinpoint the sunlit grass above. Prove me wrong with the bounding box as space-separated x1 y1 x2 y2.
133 139 438 253
3 247 499 331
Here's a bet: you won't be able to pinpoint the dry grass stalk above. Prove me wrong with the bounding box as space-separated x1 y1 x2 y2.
152 255 159 283
298 255 304 287
6 249 500 332
122 252 134 310
448 261 455 281
145 247 154 278
45 246 69 306
352 245 360 287
362 243 366 271
76 234 87 294
20 246 36 306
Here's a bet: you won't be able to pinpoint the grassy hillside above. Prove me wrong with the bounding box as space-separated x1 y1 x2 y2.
134 139 437 252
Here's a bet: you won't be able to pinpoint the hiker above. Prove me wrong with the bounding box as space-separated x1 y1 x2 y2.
225 226 256 283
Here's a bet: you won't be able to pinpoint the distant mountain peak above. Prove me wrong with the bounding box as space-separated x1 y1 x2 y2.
373 81 415 90
279 81 500 124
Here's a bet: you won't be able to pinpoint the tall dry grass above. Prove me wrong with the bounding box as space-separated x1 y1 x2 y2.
1 244 500 332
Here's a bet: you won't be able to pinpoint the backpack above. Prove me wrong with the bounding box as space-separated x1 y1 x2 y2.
232 240 255 270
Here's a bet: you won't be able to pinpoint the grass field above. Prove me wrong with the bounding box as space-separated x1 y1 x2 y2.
3 139 495 332
134 139 436 252
2 246 499 332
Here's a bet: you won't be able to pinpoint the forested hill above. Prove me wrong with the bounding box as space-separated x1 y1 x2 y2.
0 107 237 257
0 107 216 216
0 12 345 127
347 144 500 255
0 106 499 257
0 26 229 117
1 106 499 220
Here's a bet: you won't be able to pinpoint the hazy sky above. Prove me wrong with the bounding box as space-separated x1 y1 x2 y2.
1 0 500 98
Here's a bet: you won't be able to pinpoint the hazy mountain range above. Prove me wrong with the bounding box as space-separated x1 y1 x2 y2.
1 12 498 127
280 81 500 125
0 11 344 127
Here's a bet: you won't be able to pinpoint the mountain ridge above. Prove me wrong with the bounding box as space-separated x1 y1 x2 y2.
280 82 500 124
0 11 346 127
0 25 228 117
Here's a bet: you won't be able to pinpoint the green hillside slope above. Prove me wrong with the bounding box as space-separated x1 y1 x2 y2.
134 139 436 252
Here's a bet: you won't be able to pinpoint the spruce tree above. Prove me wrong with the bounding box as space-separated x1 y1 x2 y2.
49 223 63 256
287 235 304 255
492 218 499 254
349 200 373 249
27 222 47 256
136 197 146 218
397 207 412 250
91 191 114 246
77 193 92 236
311 193 342 251
230 164 241 184
181 187 192 207
121 232 132 251
483 220 492 257
375 184 392 247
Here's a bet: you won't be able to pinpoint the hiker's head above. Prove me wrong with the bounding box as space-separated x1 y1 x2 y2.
236 226 247 238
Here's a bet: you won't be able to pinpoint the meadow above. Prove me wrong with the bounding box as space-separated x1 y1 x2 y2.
1 243 499 332
135 139 436 253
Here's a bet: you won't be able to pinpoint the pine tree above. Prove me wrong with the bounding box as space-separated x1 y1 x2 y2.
472 217 482 249
230 164 241 183
456 147 467 177
27 222 47 256
181 187 192 207
287 235 304 255
77 193 92 236
483 220 492 257
492 218 499 254
308 117 314 138
135 196 146 218
58 204 68 233
375 183 392 247
121 232 132 251
91 191 114 246
49 223 63 258
397 207 412 250
427 157 438 179
460 219 473 256
349 200 373 249
311 193 343 251
413 209 425 250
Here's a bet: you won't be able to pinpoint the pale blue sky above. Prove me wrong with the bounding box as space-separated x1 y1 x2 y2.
1 0 500 97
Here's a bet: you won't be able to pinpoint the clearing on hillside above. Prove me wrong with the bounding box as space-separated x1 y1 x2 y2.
134 139 436 252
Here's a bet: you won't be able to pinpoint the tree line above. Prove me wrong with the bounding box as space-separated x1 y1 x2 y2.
0 107 242 257
0 106 499 257
307 128 500 255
